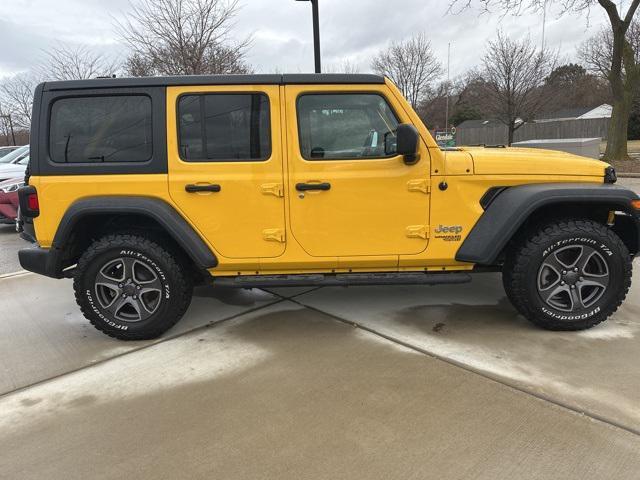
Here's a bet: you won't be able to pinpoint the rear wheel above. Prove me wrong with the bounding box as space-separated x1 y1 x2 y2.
73 234 193 340
503 219 632 330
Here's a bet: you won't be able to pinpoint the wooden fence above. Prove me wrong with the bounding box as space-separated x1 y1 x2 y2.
457 118 610 146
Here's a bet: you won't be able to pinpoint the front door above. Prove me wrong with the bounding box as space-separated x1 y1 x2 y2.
285 85 431 259
167 85 286 259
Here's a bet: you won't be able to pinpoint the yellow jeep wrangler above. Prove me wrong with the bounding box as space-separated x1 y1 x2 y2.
17 74 640 340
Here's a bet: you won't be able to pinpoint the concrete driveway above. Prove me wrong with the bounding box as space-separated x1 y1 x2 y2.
1 267 639 479
0 224 28 275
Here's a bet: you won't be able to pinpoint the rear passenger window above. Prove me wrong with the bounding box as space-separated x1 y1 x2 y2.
49 96 152 164
178 94 270 162
297 94 399 160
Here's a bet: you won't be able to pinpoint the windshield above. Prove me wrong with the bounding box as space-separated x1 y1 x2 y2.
0 145 28 164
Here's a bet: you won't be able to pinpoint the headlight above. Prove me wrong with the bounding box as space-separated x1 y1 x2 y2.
0 180 24 193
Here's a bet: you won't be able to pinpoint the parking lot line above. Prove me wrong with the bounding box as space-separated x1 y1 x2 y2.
0 269 29 279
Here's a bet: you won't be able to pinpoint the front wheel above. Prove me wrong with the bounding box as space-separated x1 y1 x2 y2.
73 234 193 340
503 219 632 331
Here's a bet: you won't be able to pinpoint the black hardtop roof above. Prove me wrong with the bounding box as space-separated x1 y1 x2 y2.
41 73 386 91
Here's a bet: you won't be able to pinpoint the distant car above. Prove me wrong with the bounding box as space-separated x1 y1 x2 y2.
0 145 27 163
0 145 29 182
0 177 23 224
0 146 22 159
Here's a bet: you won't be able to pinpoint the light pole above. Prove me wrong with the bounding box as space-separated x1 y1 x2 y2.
296 0 321 73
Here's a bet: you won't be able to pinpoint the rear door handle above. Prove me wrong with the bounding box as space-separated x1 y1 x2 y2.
295 182 331 192
185 184 221 193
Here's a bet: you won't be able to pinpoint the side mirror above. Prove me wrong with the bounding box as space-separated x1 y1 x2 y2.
396 124 420 165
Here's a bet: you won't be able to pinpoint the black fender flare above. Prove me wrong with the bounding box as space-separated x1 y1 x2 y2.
456 183 640 265
52 196 218 270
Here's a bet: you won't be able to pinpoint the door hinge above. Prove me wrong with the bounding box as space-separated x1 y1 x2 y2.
262 228 286 243
406 225 429 239
261 183 284 197
407 179 430 194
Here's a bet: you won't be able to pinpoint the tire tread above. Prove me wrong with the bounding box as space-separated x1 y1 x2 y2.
503 219 632 330
73 234 193 340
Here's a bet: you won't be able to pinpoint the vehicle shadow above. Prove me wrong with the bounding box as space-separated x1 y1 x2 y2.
393 296 533 335
0 224 16 236
193 284 274 307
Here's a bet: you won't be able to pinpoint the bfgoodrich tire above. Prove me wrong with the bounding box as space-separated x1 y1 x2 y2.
73 234 193 340
503 219 632 331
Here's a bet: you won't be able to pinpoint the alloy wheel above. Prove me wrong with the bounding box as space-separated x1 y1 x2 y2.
536 244 610 313
94 257 163 322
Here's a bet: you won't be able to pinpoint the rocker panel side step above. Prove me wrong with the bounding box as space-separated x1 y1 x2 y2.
213 272 472 288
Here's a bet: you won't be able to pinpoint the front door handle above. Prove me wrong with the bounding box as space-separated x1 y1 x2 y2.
295 182 331 192
185 184 221 193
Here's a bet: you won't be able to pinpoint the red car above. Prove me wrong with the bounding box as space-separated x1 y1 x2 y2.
0 177 22 225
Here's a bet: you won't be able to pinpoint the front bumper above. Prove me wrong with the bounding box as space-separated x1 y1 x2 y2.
18 246 64 279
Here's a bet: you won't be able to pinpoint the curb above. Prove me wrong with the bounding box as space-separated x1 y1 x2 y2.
618 173 640 178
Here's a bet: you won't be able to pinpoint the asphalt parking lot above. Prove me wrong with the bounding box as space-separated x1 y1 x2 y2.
1 178 639 479
0 223 25 275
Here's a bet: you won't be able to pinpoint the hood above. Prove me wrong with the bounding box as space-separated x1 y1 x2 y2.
461 146 608 177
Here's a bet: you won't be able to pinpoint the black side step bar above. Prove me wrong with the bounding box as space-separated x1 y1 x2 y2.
214 272 472 288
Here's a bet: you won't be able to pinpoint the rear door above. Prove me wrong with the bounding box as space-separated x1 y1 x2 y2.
284 85 431 260
167 85 286 259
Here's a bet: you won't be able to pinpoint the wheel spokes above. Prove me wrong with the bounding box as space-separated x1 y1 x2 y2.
573 246 597 273
539 283 570 304
121 257 136 281
537 244 610 314
542 253 568 274
581 278 608 289
94 256 162 323
569 286 584 310
105 296 128 317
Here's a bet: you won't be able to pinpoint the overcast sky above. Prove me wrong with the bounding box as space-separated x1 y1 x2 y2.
0 0 616 80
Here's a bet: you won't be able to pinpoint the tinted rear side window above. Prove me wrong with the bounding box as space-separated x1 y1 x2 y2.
178 93 271 162
49 95 152 164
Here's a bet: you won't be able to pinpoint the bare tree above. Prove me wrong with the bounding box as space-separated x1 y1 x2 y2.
543 63 611 111
371 33 442 108
417 74 489 130
324 59 361 74
0 44 118 136
448 0 640 160
579 21 640 80
579 21 640 121
115 0 251 76
0 73 38 130
38 44 119 80
0 103 12 145
577 18 640 160
477 32 557 145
